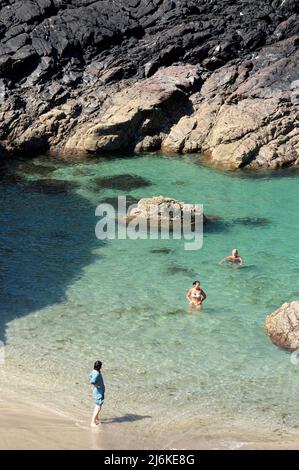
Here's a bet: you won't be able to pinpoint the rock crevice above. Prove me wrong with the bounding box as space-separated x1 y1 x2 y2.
0 1 298 168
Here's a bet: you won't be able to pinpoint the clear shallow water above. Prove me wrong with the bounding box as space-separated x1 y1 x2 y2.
1 154 299 441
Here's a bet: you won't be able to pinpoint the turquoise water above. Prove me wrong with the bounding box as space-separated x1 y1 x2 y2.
1 154 299 441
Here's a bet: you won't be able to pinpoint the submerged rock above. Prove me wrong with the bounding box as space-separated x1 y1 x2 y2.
23 179 79 195
231 217 270 227
166 309 186 316
150 247 174 254
99 195 139 208
16 162 56 177
265 302 299 351
94 174 151 190
166 264 198 277
0 167 25 186
204 216 229 234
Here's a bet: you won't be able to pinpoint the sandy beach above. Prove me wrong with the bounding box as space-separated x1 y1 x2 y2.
0 397 150 450
1 398 299 450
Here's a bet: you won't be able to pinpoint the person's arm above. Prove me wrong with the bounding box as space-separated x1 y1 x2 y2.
200 289 207 303
219 256 228 265
186 289 192 302
238 256 244 266
89 372 97 388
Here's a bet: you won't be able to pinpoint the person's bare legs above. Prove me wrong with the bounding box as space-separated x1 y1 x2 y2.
91 405 102 427
96 405 102 424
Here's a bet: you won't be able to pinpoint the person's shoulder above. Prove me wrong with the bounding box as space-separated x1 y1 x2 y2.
90 369 99 378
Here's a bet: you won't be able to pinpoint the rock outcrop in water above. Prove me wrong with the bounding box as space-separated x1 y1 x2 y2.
125 196 206 225
265 301 299 350
0 1 298 168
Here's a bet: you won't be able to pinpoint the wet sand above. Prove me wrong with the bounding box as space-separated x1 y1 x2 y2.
0 397 166 450
0 399 92 450
1 398 299 450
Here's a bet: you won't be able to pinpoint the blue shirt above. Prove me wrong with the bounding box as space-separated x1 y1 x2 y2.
89 370 105 402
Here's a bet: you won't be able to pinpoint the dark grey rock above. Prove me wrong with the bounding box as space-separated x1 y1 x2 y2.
0 1 298 167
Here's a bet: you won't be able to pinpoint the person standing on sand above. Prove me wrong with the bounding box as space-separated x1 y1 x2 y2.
89 360 105 427
219 248 244 267
186 280 207 308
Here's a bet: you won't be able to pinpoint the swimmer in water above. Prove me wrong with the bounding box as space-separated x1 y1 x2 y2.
186 280 207 308
219 248 244 267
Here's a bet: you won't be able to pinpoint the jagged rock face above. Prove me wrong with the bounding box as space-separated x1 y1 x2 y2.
64 65 201 154
0 0 298 168
265 301 299 351
163 37 299 168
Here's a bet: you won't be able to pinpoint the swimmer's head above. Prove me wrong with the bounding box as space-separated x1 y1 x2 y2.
94 360 102 371
232 249 238 257
193 280 200 287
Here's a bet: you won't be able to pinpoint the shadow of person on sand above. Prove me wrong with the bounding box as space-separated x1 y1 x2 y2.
102 414 152 424
0 175 104 344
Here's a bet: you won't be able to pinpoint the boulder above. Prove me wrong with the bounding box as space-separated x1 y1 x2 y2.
265 301 299 351
125 196 206 225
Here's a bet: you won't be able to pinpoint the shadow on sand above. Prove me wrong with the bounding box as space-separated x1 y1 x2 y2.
102 414 152 424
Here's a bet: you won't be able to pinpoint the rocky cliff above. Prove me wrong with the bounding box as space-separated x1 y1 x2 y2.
0 0 298 168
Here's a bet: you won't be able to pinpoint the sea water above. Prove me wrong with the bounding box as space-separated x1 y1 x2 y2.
1 154 299 446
